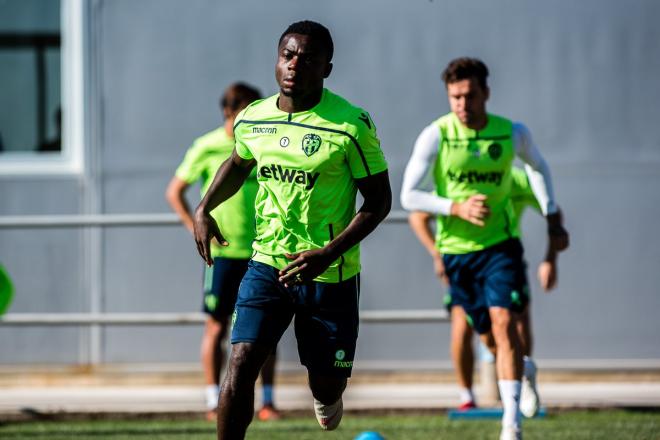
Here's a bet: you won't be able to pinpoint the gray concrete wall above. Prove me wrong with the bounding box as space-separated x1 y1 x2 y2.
1 0 659 368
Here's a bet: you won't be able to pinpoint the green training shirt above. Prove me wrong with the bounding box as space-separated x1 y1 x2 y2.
233 88 388 283
175 127 258 259
433 112 517 254
510 167 540 235
436 167 540 242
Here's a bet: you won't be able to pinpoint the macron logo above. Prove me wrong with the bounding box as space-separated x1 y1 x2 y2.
259 164 320 190
253 127 277 134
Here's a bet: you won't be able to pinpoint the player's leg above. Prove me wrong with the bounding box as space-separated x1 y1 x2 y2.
517 305 540 417
256 350 281 420
443 254 491 410
200 316 225 419
483 239 529 440
217 261 293 439
516 300 532 357
296 274 360 431
450 305 477 409
217 342 272 438
478 330 501 405
200 260 230 419
201 257 251 419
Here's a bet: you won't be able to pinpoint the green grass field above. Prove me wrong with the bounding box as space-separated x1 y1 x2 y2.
1 410 658 439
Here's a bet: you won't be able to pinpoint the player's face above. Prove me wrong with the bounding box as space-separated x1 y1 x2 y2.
275 33 332 98
447 78 489 129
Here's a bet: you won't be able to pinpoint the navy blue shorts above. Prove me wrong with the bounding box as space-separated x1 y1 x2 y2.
443 239 529 334
202 257 249 321
231 260 360 377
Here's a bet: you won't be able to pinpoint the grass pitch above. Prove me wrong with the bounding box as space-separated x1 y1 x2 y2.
0 410 658 439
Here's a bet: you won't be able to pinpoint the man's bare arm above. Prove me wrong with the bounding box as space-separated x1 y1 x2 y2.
165 177 194 233
193 149 256 265
278 170 392 286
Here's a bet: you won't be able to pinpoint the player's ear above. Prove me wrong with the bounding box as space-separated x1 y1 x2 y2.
484 85 490 101
324 62 333 78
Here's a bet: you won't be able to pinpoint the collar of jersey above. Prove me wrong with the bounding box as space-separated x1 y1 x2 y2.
273 88 328 118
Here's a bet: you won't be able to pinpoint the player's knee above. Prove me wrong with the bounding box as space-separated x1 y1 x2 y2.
225 344 263 387
490 308 516 340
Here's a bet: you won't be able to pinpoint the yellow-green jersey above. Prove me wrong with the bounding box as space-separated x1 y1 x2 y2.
433 167 540 242
175 127 258 259
431 113 517 254
510 167 540 235
233 88 388 283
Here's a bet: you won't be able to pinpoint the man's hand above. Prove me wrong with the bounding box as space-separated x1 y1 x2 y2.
450 194 490 227
537 260 557 291
547 210 569 253
432 252 449 286
193 207 228 266
278 249 336 287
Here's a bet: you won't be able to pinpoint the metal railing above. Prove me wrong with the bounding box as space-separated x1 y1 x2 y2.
0 210 449 328
0 309 448 326
0 211 410 229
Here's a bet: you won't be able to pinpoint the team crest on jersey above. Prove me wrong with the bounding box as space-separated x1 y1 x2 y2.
488 143 502 160
302 133 322 157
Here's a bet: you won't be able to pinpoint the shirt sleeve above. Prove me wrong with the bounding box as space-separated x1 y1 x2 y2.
513 122 558 215
346 111 388 179
233 109 254 160
174 140 205 184
400 123 453 215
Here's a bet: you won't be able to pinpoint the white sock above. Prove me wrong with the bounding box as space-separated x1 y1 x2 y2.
498 379 522 428
459 387 475 404
205 384 220 409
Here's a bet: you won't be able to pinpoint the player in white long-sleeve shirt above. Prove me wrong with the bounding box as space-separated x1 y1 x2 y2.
400 57 569 440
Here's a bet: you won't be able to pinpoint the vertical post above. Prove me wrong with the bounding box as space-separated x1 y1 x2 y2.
63 0 102 365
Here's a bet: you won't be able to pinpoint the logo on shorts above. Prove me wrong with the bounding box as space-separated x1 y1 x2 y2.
488 142 502 160
333 349 353 368
510 290 521 306
205 294 217 312
280 136 290 147
231 309 237 326
302 133 322 157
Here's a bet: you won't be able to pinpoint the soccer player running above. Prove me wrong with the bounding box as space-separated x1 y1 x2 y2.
192 21 391 440
166 83 279 422
401 58 568 440
408 167 563 417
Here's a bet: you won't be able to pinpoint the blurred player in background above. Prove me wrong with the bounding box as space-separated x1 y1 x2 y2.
166 83 279 422
408 167 563 418
192 20 391 440
401 57 568 439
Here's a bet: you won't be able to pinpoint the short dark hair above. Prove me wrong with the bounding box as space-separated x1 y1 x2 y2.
278 20 334 62
442 57 489 90
220 82 261 113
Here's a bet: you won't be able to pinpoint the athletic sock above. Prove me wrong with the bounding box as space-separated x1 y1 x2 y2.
498 379 522 428
459 387 475 404
205 384 220 409
262 384 274 406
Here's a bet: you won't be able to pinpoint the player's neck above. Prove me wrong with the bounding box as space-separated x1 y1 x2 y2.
278 88 323 113
463 113 488 131
224 118 235 138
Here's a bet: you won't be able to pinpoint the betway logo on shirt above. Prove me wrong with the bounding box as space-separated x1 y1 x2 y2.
447 169 504 186
259 164 320 190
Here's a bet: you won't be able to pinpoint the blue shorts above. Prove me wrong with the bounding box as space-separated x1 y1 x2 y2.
443 239 529 334
202 257 249 321
231 260 360 377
